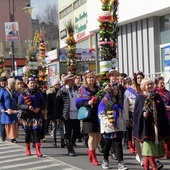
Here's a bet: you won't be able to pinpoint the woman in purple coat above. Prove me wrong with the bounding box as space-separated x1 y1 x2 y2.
18 77 45 157
76 71 100 166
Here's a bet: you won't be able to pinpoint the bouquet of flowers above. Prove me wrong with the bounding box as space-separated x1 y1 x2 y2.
143 93 154 113
20 88 32 106
91 96 98 103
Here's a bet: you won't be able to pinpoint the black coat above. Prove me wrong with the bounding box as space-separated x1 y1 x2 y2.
46 88 58 120
133 93 170 142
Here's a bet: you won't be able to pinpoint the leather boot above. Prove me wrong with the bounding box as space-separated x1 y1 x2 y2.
87 149 92 162
164 143 170 159
35 143 43 157
143 157 149 170
148 157 158 170
127 141 135 153
26 143 31 156
91 149 99 166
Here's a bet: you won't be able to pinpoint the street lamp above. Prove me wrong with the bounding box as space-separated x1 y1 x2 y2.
23 3 33 15
8 0 33 77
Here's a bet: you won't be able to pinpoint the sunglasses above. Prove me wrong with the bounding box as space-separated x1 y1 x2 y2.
28 77 36 81
27 77 36 84
157 76 164 80
84 70 94 75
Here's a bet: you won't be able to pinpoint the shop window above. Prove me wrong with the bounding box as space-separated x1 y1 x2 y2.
160 14 170 44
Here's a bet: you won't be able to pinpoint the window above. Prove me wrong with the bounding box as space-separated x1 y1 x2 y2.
160 14 170 44
73 0 87 10
59 5 72 19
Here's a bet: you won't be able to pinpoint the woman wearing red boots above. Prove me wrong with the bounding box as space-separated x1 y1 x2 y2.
154 76 170 159
133 78 170 170
76 71 100 166
18 77 45 157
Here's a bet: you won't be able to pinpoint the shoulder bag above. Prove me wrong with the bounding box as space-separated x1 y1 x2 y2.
78 106 91 120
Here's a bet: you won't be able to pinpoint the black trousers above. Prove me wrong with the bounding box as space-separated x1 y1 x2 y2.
63 119 80 151
1 124 6 139
103 138 123 163
25 129 41 143
125 111 133 142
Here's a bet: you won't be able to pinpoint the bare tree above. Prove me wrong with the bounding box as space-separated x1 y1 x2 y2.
35 4 58 25
33 4 59 40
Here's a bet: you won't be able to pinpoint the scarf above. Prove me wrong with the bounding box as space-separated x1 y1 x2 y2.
154 86 169 103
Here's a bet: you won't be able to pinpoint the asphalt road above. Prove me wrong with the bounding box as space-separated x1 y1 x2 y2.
0 127 170 170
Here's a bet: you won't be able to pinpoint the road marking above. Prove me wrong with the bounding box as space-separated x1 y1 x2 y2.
0 145 19 150
0 155 38 163
0 149 23 154
0 159 53 169
0 140 83 170
62 168 81 170
21 163 66 170
0 153 25 159
0 142 14 146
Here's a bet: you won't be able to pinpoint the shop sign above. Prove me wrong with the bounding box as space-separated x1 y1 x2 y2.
75 11 87 40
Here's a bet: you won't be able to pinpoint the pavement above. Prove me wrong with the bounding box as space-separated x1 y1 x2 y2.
0 127 170 170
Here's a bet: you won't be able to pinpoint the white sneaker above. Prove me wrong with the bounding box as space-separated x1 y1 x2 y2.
140 157 145 166
102 160 109 169
135 154 140 163
50 130 53 137
118 161 128 170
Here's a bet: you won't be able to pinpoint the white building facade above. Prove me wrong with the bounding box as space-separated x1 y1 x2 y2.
58 0 170 77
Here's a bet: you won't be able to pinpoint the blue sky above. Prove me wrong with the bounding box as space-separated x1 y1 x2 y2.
31 0 58 19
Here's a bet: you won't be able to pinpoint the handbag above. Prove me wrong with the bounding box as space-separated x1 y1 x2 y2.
78 106 91 120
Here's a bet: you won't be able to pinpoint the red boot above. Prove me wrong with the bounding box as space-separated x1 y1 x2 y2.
127 141 135 153
148 157 158 170
35 143 43 157
143 157 149 170
91 149 99 166
26 143 31 156
164 143 170 159
87 150 92 162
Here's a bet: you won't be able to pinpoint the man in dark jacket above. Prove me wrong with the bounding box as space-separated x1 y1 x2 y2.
54 74 79 156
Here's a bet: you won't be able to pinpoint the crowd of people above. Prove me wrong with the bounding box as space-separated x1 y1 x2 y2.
0 69 170 170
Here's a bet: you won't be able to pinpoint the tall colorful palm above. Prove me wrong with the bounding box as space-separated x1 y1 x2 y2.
64 19 77 74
